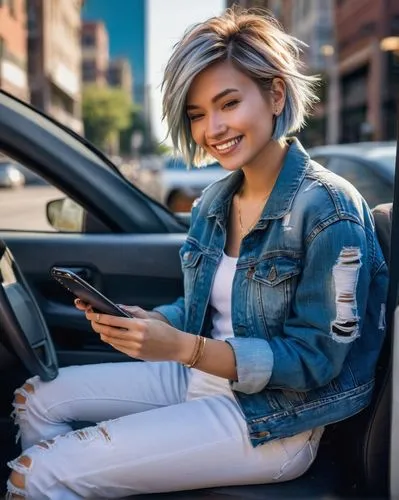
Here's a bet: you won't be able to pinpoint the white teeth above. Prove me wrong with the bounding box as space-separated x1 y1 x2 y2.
215 137 241 151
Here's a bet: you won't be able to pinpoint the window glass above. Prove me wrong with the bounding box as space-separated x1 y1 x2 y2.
327 157 393 208
0 152 86 232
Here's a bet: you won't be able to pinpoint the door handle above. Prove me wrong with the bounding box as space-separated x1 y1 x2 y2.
66 267 94 283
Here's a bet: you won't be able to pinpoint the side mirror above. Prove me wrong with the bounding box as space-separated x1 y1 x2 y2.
46 198 84 232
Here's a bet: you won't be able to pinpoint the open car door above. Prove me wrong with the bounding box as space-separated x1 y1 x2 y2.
388 121 399 498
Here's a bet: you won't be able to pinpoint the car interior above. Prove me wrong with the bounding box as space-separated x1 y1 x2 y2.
0 90 398 498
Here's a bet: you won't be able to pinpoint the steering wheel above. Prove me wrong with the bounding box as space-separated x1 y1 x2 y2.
0 241 58 381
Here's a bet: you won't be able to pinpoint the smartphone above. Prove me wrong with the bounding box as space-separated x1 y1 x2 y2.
51 267 133 318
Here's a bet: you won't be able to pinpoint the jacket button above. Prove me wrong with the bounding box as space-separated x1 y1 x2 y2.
268 266 277 282
247 266 255 278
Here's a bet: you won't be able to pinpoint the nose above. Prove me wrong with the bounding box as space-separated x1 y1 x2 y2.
205 113 227 141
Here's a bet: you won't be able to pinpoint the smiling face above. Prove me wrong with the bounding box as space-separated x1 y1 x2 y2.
186 61 285 172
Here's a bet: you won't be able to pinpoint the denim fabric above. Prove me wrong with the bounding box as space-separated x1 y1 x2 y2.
154 138 388 446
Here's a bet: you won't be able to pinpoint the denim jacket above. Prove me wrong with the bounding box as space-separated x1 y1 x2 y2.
155 138 388 447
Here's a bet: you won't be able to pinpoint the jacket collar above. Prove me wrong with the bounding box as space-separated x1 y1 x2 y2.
207 137 309 222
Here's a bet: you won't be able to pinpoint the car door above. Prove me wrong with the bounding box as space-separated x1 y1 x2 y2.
0 91 188 368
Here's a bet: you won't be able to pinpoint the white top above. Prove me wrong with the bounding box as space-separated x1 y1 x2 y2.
186 252 238 400
209 252 238 341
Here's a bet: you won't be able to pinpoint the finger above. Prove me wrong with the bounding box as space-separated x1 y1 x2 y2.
99 330 135 343
75 298 88 310
101 336 141 355
90 321 102 334
95 323 138 340
84 307 96 321
106 343 139 358
118 305 147 318
86 312 140 329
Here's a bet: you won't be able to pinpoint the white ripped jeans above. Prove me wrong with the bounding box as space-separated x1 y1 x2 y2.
7 361 324 499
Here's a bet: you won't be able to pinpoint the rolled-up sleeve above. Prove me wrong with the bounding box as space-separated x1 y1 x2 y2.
153 297 185 331
225 337 274 393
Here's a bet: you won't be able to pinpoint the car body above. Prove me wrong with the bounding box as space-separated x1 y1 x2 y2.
0 90 398 498
0 161 25 188
160 157 228 212
309 141 395 208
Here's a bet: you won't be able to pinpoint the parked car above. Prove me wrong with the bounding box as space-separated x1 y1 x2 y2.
0 89 398 499
161 156 227 212
0 161 25 188
309 141 395 208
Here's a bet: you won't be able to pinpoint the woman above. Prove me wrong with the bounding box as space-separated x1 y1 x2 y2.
7 8 388 499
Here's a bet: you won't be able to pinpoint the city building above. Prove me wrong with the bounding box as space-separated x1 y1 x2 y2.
82 0 145 106
27 0 84 133
0 0 29 101
226 0 270 9
225 0 333 146
267 0 291 30
107 58 133 96
285 0 335 146
81 21 109 86
335 0 399 142
289 0 334 73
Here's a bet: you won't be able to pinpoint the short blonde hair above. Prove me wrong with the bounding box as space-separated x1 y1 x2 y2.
162 8 319 165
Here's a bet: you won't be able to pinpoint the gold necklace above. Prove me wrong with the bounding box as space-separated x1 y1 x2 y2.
237 189 271 239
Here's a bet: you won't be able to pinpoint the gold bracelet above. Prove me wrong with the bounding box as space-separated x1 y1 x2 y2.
191 337 207 368
189 336 205 368
183 335 201 368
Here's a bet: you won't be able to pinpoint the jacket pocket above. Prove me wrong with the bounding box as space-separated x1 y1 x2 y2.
252 256 301 287
248 255 301 326
180 243 203 304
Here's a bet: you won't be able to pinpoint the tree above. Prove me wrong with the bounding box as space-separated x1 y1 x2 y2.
118 105 143 155
82 85 133 153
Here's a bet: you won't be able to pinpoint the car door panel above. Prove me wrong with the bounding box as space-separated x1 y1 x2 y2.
2 232 186 362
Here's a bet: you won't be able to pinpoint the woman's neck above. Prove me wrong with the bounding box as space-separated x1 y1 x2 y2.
240 139 288 200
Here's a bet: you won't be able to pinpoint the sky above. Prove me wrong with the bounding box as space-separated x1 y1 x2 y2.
147 0 225 143
82 0 146 105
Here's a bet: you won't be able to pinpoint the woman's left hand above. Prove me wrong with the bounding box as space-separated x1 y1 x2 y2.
85 310 185 362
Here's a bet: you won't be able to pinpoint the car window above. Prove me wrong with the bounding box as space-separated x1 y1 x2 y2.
0 152 85 232
327 157 393 208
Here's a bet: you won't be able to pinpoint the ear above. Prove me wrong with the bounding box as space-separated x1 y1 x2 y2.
270 78 286 116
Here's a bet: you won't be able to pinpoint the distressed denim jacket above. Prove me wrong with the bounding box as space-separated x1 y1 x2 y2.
155 138 388 447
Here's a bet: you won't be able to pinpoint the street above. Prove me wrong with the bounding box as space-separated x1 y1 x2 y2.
0 185 63 231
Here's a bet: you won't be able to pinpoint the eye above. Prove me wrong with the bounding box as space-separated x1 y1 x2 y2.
223 99 240 110
188 113 204 122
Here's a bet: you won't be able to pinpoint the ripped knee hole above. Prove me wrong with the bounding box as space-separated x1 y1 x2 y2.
8 455 32 495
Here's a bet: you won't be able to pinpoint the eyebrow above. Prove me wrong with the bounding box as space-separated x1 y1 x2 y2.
186 88 239 110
